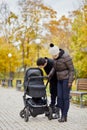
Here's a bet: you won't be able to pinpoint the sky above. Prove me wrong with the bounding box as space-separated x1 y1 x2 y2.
43 0 83 18
0 0 83 19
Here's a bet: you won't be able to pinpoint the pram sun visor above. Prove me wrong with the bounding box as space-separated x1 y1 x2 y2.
28 84 45 88
27 68 48 79
27 69 43 77
28 76 48 80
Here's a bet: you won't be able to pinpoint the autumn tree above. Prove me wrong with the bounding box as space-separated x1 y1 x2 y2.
0 37 20 79
0 0 57 76
71 1 87 78
0 2 19 43
44 15 72 54
16 0 57 73
0 2 23 78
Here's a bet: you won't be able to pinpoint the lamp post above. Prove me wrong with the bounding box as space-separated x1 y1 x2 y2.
8 53 12 78
35 38 41 58
8 53 12 87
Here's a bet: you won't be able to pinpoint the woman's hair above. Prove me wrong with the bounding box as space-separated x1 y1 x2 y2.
37 58 46 66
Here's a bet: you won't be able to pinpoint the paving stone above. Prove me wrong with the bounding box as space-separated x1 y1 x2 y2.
0 87 87 130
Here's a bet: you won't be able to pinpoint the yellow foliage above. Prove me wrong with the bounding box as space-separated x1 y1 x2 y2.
0 38 21 73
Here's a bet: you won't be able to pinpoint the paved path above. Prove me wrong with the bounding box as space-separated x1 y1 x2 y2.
0 87 87 130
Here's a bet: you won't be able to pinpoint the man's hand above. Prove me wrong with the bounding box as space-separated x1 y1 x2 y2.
47 75 51 81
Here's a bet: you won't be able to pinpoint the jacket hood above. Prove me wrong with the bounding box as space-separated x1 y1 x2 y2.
55 49 64 60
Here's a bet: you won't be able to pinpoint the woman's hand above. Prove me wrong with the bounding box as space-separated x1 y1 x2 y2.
68 83 72 88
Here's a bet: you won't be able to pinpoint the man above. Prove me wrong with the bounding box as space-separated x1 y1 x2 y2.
36 57 58 113
48 43 74 122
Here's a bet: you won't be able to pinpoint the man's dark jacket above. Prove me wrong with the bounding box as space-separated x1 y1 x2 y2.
44 57 57 83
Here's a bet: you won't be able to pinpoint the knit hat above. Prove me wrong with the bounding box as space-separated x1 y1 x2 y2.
49 43 60 55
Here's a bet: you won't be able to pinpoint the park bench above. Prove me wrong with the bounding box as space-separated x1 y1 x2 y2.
70 78 87 108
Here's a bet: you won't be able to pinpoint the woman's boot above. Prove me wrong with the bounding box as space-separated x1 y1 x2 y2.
58 116 67 122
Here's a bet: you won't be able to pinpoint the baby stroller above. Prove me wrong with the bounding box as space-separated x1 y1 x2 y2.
20 67 53 122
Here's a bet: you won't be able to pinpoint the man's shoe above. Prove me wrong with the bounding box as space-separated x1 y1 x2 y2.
49 105 55 113
45 112 49 117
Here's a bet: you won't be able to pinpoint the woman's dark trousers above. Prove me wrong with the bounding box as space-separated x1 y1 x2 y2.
57 79 70 117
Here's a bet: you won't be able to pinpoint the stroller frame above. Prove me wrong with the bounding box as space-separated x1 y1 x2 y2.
20 68 53 122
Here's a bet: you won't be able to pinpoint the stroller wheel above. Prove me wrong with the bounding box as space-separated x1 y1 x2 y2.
48 107 52 120
20 109 24 118
55 107 60 118
45 111 49 117
24 108 29 122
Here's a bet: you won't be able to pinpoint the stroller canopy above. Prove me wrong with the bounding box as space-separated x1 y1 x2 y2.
24 68 46 97
27 68 43 77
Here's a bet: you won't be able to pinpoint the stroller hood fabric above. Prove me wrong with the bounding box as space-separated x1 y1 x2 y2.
24 68 46 97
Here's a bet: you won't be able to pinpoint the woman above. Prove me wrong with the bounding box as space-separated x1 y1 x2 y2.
48 43 74 122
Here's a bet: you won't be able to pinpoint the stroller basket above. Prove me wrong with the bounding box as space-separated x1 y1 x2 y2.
28 98 47 108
